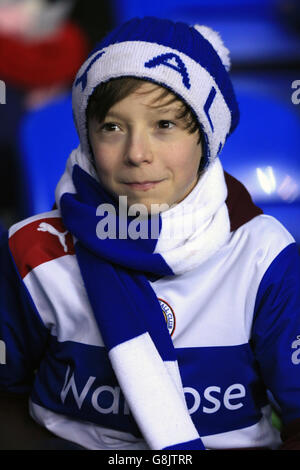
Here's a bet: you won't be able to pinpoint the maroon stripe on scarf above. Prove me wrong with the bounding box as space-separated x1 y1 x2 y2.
224 172 263 232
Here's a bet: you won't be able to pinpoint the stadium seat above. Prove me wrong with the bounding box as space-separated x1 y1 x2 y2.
221 74 300 244
17 91 79 217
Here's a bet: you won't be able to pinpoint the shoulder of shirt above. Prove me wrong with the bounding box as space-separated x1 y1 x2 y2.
8 209 75 279
238 213 295 242
233 212 296 264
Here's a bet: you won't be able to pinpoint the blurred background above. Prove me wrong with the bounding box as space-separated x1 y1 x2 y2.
0 0 299 245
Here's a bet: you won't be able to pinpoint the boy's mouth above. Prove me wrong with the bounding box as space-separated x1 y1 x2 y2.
123 180 164 191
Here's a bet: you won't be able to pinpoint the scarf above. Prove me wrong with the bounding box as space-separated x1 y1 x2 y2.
55 144 231 450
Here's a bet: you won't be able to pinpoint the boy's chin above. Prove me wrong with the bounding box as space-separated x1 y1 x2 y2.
116 195 174 216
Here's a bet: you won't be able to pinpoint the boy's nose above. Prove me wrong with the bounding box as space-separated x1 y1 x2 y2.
124 130 153 166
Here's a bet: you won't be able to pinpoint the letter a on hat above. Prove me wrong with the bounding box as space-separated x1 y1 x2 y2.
145 53 191 89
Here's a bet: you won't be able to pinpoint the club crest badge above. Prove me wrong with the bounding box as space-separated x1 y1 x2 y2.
158 298 176 337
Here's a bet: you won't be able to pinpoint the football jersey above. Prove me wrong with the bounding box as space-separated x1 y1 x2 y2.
1 204 300 450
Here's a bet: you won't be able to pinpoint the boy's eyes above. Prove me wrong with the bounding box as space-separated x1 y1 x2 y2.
99 120 176 132
157 120 175 129
100 122 121 132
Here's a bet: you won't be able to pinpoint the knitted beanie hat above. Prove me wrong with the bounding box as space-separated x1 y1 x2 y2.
72 16 239 169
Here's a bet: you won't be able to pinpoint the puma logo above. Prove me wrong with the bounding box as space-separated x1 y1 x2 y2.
37 222 69 252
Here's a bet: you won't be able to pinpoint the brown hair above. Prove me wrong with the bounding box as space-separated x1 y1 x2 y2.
86 77 202 144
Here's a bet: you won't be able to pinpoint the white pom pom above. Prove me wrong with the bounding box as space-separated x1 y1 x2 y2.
193 25 231 72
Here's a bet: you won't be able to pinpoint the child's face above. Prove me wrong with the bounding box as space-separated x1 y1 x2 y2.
88 82 202 212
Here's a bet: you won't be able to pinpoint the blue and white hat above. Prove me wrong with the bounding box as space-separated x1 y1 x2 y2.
72 16 239 169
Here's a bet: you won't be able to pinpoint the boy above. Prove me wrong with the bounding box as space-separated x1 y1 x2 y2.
1 17 300 450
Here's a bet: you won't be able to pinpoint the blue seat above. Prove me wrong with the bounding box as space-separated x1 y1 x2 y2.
18 92 79 217
221 75 300 244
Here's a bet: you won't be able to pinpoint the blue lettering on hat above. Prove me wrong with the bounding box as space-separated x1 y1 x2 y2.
204 86 217 131
75 51 106 91
145 53 191 90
